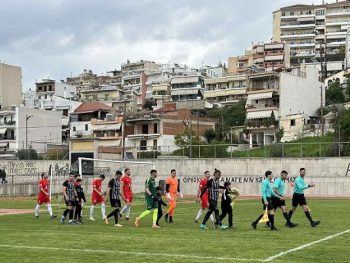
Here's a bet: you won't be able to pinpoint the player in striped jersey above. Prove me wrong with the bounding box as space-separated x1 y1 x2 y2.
61 173 78 224
199 169 228 230
105 171 124 227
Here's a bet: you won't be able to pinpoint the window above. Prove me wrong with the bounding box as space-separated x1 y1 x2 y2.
85 124 88 131
73 126 76 132
153 123 158 133
290 119 296 126
142 124 148 134
140 140 147 150
11 130 14 140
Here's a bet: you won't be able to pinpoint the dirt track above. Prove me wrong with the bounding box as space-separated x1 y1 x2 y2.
0 209 33 216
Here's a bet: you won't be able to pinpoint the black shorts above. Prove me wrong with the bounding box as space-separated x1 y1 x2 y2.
110 199 121 208
292 193 307 207
65 200 76 207
272 196 286 209
208 199 218 211
262 197 273 211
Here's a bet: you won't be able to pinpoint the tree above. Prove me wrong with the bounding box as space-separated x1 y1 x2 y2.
326 81 345 105
143 99 156 110
334 109 350 156
204 128 216 143
207 99 246 141
346 78 350 102
16 147 40 160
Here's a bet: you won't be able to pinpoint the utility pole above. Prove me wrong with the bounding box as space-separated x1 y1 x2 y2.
121 99 127 159
320 85 324 136
25 115 33 160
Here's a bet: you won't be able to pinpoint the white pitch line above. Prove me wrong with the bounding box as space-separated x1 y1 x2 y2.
0 244 263 262
263 228 350 262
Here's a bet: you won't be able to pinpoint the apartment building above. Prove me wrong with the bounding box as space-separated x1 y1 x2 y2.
204 75 247 106
273 1 350 73
228 42 290 75
170 75 204 102
0 107 62 158
0 63 22 108
245 65 324 147
79 84 123 103
121 60 160 75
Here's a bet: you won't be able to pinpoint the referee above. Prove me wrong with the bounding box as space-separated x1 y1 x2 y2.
252 171 283 231
272 170 297 228
288 168 320 227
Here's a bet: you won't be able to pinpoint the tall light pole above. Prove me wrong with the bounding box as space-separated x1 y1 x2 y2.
26 115 33 160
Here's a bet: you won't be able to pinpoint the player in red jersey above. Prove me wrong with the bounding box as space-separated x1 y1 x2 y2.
120 168 133 220
194 171 214 223
34 172 56 219
89 174 106 221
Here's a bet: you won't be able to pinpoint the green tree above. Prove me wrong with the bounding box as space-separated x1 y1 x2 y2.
326 81 345 105
334 109 350 156
207 100 246 141
346 78 350 102
16 147 41 160
143 99 156 110
204 128 216 143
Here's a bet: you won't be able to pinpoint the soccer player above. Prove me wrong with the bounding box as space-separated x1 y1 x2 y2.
34 172 56 219
288 168 320 227
134 169 159 229
251 171 283 231
199 169 228 230
164 169 183 223
195 171 214 224
61 173 78 224
89 174 106 221
74 178 86 223
272 170 297 228
120 168 133 220
105 171 124 227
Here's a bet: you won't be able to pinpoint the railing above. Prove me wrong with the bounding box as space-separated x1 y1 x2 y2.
133 142 350 159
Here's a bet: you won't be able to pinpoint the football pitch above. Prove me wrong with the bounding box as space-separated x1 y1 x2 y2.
0 198 349 263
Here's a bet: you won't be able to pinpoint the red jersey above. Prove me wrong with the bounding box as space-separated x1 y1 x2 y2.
199 178 208 199
92 178 102 193
121 175 132 194
38 179 49 194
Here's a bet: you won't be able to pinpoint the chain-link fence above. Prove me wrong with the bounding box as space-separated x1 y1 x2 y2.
135 142 350 159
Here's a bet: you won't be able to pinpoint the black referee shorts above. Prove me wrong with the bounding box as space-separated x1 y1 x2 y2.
262 197 273 211
110 199 121 208
292 193 307 207
272 196 286 209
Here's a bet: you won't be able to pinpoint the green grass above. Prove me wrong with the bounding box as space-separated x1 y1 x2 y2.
0 197 349 262
232 134 338 158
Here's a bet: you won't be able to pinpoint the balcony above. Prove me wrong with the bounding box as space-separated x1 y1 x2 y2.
326 10 350 17
281 14 314 20
288 42 315 48
248 82 279 92
280 22 315 30
280 33 315 39
127 133 160 140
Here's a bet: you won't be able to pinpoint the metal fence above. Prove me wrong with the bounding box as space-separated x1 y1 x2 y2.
135 142 350 159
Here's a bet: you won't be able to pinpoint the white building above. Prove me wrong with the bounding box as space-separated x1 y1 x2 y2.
0 107 62 157
0 62 22 108
245 65 324 147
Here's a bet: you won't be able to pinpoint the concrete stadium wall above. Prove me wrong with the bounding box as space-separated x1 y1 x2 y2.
153 158 350 198
0 158 350 197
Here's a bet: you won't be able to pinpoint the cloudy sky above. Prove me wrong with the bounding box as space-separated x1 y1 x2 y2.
0 0 321 90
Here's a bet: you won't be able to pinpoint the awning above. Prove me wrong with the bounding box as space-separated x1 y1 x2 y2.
171 76 199 84
247 92 273 101
92 123 122 131
246 110 272 120
0 142 9 148
273 110 279 120
0 128 7 135
171 88 200 96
